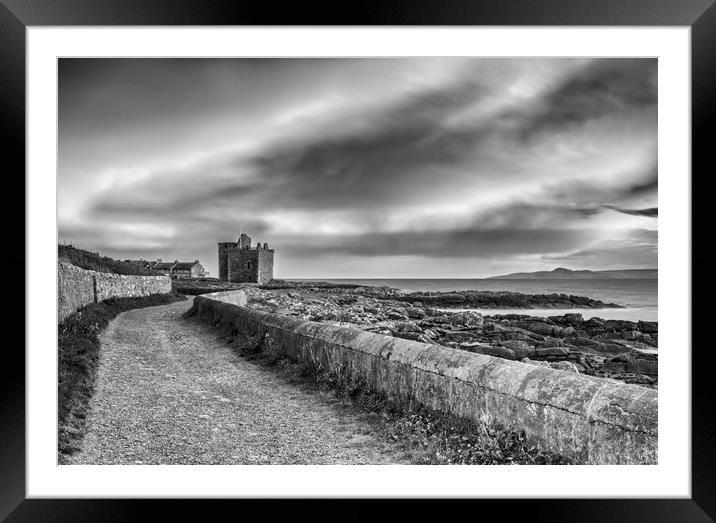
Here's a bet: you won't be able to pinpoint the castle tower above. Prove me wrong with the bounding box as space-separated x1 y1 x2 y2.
238 233 252 249
217 242 235 281
217 233 275 284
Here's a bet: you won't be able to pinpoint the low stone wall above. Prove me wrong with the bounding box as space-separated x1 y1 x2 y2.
94 271 173 302
58 260 172 322
58 261 97 322
188 290 658 465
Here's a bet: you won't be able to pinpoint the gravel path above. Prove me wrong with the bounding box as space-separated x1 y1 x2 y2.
68 299 410 465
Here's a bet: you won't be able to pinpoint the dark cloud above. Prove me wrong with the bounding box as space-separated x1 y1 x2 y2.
518 59 657 141
467 202 600 230
469 161 658 229
602 205 658 217
250 78 490 209
624 173 658 197
274 228 596 259
92 182 261 218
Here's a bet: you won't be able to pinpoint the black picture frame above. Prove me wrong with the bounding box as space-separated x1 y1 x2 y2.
5 0 714 520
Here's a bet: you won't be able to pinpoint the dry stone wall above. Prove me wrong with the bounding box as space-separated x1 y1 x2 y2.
58 260 172 322
94 271 172 301
189 289 658 465
57 261 96 323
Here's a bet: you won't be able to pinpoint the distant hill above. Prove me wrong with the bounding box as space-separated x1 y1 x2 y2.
487 267 657 280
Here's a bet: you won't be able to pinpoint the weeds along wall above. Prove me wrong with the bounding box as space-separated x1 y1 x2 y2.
58 260 172 322
188 289 658 465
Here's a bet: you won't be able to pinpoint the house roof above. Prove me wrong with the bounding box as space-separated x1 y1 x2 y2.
145 260 202 270
173 261 200 269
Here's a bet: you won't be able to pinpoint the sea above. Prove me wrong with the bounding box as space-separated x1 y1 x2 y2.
318 279 658 322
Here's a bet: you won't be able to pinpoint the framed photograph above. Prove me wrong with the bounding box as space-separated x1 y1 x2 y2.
8 0 714 519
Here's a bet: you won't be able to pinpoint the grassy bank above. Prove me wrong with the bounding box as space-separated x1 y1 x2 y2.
58 244 162 276
220 328 577 465
58 292 187 463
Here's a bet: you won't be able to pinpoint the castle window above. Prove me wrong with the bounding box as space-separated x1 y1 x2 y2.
247 261 252 269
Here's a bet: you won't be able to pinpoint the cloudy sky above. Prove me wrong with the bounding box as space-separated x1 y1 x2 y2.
58 58 657 278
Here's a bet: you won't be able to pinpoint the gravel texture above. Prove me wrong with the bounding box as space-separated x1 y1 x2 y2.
68 299 411 465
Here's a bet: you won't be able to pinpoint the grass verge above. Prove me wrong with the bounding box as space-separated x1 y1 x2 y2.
220 328 577 465
58 243 163 276
57 292 187 463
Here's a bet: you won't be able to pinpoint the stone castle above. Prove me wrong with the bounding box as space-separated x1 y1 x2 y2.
218 233 274 284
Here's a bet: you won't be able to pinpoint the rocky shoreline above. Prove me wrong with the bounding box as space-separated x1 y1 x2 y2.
382 289 621 309
238 284 658 389
265 280 622 308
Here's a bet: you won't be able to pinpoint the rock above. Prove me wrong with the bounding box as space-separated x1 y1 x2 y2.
386 310 409 320
564 313 584 324
610 353 633 363
483 322 508 333
416 334 440 345
608 372 636 380
604 320 624 331
394 321 422 333
409 290 617 308
405 307 426 319
529 316 556 324
599 360 627 373
443 330 477 341
501 330 529 341
625 374 656 385
538 337 563 348
592 341 631 354
459 341 490 352
446 311 484 327
548 315 569 324
638 320 658 334
500 339 532 358
501 339 529 350
571 337 599 348
533 347 569 359
481 346 517 360
521 321 557 336
626 358 658 376
582 317 605 330
594 332 626 341
622 330 639 341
